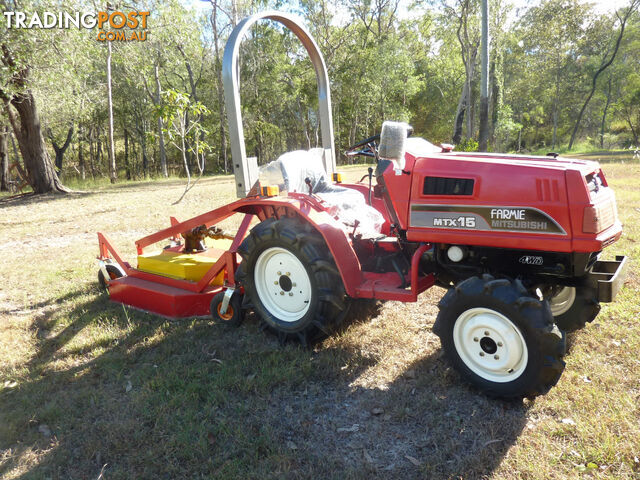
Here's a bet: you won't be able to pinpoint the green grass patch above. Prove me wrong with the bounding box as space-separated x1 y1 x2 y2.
0 160 638 479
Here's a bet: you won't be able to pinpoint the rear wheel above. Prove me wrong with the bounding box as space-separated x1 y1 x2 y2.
434 275 565 398
548 285 600 332
237 217 349 345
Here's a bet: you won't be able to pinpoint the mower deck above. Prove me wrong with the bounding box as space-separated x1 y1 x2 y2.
108 276 218 318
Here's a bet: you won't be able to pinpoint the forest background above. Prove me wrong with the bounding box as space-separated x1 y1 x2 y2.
0 0 639 194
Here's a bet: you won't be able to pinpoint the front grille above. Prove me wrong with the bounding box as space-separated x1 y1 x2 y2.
423 176 474 196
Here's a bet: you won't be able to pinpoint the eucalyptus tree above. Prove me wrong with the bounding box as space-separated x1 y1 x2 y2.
568 0 640 149
0 0 69 193
440 0 480 144
511 0 589 149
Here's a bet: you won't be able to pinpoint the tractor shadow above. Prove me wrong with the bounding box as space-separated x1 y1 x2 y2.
0 288 528 480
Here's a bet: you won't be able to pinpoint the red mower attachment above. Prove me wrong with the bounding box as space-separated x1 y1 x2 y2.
97 210 252 318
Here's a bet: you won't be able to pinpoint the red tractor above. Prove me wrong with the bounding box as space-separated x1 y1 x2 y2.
97 12 627 399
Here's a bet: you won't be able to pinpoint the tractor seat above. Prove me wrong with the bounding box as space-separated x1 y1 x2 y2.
258 149 384 234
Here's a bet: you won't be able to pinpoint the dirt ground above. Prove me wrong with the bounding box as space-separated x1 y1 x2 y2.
0 163 639 479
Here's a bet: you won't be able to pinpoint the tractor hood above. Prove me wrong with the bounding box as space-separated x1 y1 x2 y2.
442 151 601 176
403 138 601 176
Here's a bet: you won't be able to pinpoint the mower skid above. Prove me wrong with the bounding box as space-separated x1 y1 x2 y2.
589 255 628 303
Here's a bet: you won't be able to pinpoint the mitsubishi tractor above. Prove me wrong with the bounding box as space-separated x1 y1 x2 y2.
97 11 627 398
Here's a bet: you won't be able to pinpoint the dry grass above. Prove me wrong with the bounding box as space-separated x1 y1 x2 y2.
0 162 638 480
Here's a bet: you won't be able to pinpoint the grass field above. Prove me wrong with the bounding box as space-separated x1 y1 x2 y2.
0 160 638 479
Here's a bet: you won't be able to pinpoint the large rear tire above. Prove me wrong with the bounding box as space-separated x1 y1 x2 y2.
433 275 565 398
237 217 349 345
549 285 600 332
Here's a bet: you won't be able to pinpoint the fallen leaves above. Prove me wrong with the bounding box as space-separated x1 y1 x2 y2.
405 455 421 466
337 424 360 433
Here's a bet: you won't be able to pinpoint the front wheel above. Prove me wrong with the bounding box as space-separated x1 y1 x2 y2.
548 285 600 332
433 275 565 398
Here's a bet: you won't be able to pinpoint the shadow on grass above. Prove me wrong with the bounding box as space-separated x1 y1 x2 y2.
0 289 528 480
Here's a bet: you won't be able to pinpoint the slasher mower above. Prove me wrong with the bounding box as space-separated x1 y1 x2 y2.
97 12 627 398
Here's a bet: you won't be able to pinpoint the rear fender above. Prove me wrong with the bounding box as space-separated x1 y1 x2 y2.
233 197 363 296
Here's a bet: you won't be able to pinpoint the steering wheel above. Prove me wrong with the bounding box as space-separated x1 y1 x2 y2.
344 125 414 159
344 134 380 159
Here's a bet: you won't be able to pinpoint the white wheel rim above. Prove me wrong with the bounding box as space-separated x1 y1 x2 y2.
453 307 528 383
549 286 576 316
254 247 312 322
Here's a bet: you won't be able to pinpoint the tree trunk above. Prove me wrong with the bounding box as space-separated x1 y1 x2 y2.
124 127 131 180
153 63 168 177
600 77 612 149
88 127 96 179
0 126 8 191
552 103 558 150
478 0 490 151
1 43 68 193
465 51 477 139
48 126 73 175
210 0 229 173
106 40 117 183
178 47 201 171
78 124 85 180
97 136 102 173
141 132 148 177
627 117 639 144
452 81 468 144
3 91 68 193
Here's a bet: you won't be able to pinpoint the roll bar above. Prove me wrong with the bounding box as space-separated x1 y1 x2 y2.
222 11 336 198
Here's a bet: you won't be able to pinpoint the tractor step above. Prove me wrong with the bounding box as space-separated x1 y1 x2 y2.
107 275 218 318
355 271 435 301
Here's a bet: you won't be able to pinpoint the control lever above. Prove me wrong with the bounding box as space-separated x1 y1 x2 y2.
367 167 373 205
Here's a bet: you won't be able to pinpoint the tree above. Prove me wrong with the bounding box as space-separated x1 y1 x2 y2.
106 39 117 183
445 0 480 144
568 0 640 149
47 126 74 174
0 44 68 193
0 125 8 191
161 89 211 203
478 0 489 151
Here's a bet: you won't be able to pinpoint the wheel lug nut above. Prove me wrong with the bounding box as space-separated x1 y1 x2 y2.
479 352 485 357
292 283 296 287
289 292 293 296
484 331 490 336
277 271 282 275
473 337 479 342
494 355 500 360
497 341 503 347
286 272 291 276
274 281 279 285
280 291 284 295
